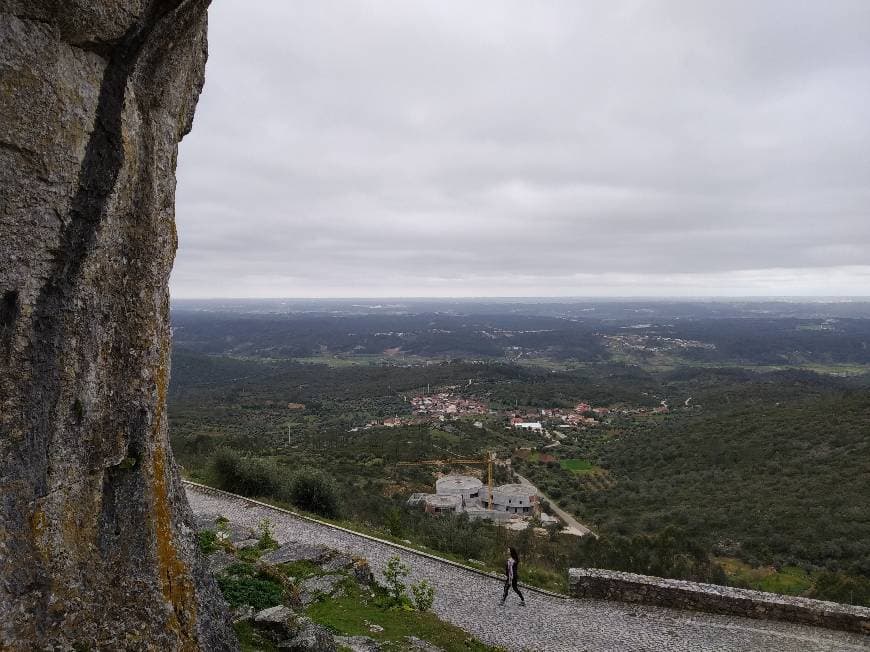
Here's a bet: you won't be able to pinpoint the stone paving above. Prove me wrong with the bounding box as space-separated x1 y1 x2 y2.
186 485 870 652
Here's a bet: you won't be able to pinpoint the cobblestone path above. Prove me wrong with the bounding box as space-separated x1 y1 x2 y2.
186 485 869 652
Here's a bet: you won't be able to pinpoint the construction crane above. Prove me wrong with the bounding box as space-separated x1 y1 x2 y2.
397 451 497 510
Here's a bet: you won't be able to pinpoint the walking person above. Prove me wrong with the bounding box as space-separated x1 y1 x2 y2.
499 546 525 606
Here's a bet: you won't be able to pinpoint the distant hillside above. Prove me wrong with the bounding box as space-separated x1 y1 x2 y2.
170 302 870 370
581 388 870 576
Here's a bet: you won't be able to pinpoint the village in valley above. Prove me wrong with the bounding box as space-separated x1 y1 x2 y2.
345 385 673 536
356 386 671 440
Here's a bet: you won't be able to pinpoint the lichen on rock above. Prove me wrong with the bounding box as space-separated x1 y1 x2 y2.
0 1 236 649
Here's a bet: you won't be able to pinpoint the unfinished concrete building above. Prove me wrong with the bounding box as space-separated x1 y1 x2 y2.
480 483 539 515
410 475 540 523
423 494 462 515
435 475 483 502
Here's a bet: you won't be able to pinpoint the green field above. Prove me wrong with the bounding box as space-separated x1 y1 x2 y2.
559 458 596 474
718 558 814 595
293 354 447 368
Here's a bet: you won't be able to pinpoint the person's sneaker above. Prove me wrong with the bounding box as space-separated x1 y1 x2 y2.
520 600 526 606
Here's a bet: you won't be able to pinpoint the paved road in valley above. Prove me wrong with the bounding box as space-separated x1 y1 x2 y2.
513 472 595 537
186 484 868 652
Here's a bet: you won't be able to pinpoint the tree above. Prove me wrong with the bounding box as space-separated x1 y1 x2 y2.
410 579 435 611
287 469 340 518
383 556 410 605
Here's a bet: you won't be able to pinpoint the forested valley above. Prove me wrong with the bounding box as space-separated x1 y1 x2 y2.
169 300 870 606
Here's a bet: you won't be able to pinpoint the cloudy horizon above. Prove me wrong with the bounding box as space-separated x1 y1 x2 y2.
172 1 870 299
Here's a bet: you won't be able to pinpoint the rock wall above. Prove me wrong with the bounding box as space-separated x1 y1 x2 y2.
569 568 870 635
0 1 236 649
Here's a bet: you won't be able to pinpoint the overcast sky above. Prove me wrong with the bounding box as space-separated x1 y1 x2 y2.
173 0 870 298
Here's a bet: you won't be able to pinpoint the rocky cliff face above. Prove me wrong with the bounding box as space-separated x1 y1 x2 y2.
0 1 236 649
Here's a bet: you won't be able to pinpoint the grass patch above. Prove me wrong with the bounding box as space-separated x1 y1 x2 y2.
559 458 598 475
306 582 500 652
513 357 577 371
234 621 278 652
218 562 286 610
757 567 814 595
522 565 567 593
237 546 266 563
718 557 814 596
279 560 324 579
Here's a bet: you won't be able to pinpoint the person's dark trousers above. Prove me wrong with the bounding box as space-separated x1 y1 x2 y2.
501 576 525 603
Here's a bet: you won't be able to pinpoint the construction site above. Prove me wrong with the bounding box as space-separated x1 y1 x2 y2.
407 471 553 525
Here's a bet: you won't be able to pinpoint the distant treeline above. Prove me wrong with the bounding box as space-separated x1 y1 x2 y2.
170 308 870 365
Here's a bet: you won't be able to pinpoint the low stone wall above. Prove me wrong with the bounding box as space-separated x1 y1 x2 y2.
569 568 870 635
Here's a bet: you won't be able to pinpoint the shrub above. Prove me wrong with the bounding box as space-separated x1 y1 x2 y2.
257 517 279 550
410 579 435 611
196 529 219 555
215 516 232 548
211 448 282 498
211 448 243 490
385 507 404 537
810 572 870 607
237 546 264 563
383 556 410 605
217 563 285 610
569 526 727 584
286 469 339 518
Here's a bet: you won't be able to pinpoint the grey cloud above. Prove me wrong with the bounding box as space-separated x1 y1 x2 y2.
172 0 870 297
